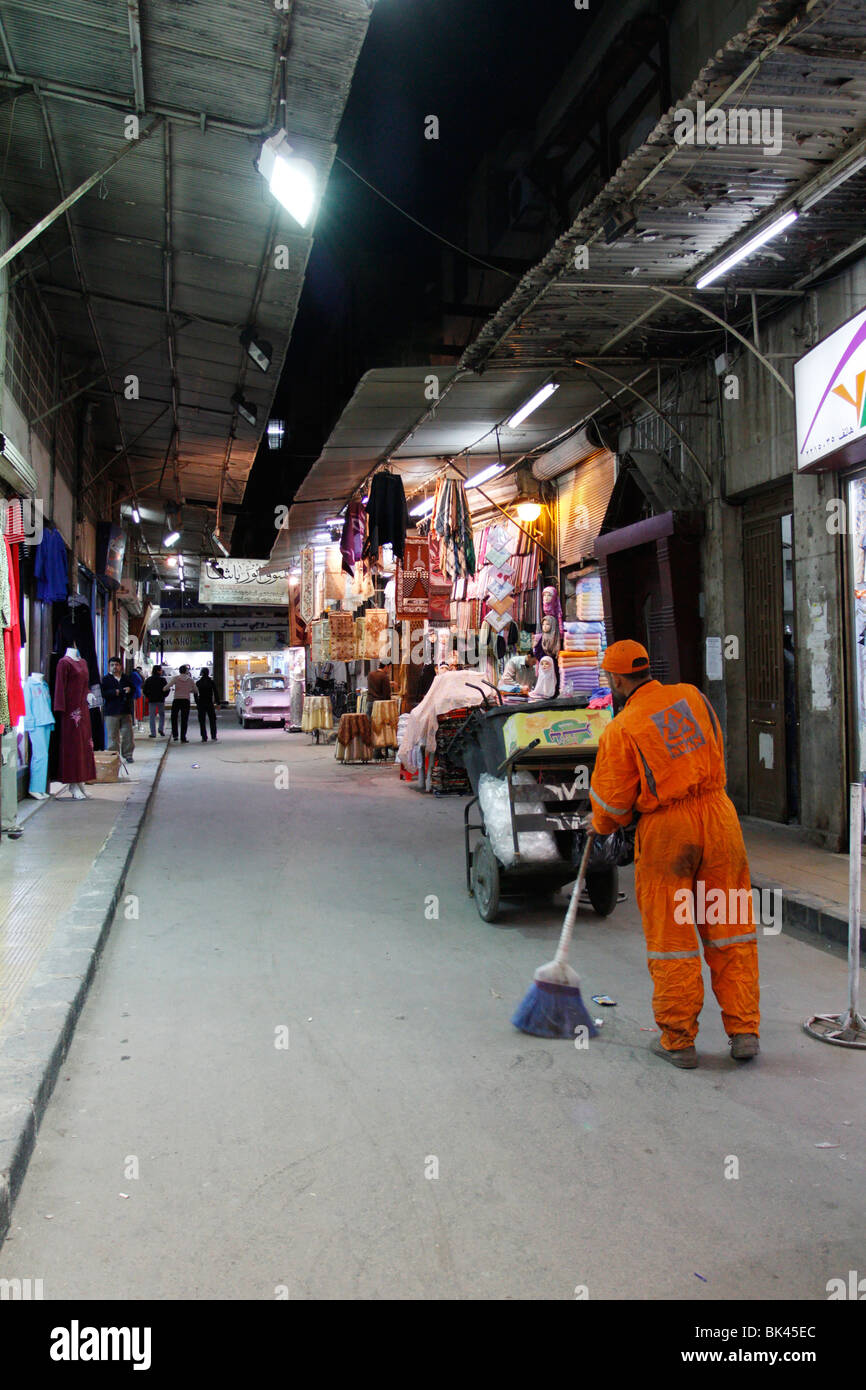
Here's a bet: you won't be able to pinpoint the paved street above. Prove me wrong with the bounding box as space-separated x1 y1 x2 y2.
0 715 861 1301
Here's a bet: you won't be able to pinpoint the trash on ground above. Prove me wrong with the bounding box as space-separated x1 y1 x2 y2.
694 1272 708 1282
592 994 617 1006
815 1142 840 1148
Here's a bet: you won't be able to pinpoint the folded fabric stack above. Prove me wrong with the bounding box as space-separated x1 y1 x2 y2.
430 707 472 795
559 619 607 694
574 575 604 622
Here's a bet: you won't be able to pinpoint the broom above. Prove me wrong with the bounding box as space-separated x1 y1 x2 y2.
511 829 599 1039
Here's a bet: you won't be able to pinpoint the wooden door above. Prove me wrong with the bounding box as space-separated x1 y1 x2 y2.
743 518 787 820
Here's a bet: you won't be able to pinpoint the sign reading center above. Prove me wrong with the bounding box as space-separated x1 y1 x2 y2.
795 304 866 472
198 559 289 606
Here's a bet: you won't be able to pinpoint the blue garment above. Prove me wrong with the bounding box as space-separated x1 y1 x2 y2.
23 674 55 730
130 670 143 698
34 528 68 602
28 724 51 795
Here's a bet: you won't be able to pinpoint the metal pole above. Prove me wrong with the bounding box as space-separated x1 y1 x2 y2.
848 781 862 1022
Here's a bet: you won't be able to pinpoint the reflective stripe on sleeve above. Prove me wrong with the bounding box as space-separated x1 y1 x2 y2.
589 784 631 817
647 948 701 960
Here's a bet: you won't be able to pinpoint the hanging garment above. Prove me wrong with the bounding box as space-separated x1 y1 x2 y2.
54 601 101 685
363 471 409 563
430 477 475 582
340 501 366 576
4 535 25 726
54 655 97 783
35 526 69 602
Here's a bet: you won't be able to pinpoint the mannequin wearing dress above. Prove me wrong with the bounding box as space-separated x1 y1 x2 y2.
54 645 96 798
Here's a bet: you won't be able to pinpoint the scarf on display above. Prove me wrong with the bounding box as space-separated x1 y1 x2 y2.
430 476 475 583
340 501 366 576
300 546 316 623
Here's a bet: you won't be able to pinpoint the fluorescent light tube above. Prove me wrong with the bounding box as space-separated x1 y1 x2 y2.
507 382 559 429
131 505 141 524
163 530 180 547
410 497 435 518
696 210 798 289
466 463 506 489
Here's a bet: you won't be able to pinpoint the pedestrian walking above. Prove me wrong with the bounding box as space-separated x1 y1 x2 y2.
167 664 197 742
101 656 135 761
589 640 760 1069
143 665 170 737
196 666 218 742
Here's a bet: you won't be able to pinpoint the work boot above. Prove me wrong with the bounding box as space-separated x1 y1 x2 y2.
650 1037 698 1069
730 1033 760 1061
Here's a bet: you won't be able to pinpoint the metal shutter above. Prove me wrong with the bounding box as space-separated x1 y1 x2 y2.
557 450 616 568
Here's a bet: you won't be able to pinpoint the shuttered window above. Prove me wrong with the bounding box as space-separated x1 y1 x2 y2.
557 450 616 568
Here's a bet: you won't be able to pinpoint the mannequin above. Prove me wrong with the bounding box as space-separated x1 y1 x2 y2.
54 644 96 798
23 671 54 799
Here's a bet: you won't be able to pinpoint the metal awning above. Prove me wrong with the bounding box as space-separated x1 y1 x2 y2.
460 0 866 377
264 363 639 568
0 0 371 577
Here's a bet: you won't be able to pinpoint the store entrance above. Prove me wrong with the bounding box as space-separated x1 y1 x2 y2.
743 492 798 823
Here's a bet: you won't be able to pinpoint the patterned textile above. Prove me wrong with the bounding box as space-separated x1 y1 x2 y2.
363 607 389 660
324 545 344 601
300 546 316 623
310 620 331 663
396 535 429 618
336 712 373 746
431 707 472 795
370 697 400 748
328 610 355 661
430 477 475 581
354 616 366 659
301 695 333 732
427 534 452 624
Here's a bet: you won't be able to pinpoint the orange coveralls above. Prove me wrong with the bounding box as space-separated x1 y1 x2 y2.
590 680 760 1051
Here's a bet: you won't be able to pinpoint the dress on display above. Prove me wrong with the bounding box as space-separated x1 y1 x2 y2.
54 655 97 783
23 674 54 796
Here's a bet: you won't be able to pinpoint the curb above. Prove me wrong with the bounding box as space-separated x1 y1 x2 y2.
0 743 171 1248
750 873 865 953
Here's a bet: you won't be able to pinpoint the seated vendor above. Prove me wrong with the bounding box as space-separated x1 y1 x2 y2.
498 651 537 695
367 661 392 703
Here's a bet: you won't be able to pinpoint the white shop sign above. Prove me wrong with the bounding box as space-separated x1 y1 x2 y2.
795 304 866 472
225 631 285 651
198 559 289 606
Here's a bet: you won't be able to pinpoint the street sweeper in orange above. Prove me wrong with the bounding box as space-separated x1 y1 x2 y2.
589 640 760 1069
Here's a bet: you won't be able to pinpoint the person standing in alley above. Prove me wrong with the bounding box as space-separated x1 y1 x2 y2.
167 664 197 743
101 656 135 761
144 665 170 738
589 640 760 1069
196 666 218 742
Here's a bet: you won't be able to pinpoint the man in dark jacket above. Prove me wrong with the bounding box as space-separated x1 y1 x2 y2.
143 666 169 737
101 657 135 760
196 667 218 742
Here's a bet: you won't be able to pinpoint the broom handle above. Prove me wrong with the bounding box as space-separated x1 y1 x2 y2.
554 830 596 965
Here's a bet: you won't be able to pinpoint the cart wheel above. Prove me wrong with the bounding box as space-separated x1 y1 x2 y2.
586 867 618 917
472 837 501 922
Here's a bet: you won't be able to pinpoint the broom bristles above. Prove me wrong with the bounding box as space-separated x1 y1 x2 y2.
511 979 599 1039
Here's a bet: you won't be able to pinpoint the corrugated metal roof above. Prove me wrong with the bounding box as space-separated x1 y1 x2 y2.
460 0 866 373
0 0 371 573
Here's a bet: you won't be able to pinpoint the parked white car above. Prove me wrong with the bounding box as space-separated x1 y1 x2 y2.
235 674 291 728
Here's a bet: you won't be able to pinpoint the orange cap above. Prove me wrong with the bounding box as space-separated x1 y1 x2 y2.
601 639 651 675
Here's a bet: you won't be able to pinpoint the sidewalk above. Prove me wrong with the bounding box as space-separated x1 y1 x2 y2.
0 731 169 1242
742 816 864 949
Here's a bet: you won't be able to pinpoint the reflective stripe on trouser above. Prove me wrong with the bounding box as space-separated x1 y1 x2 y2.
634 788 760 1050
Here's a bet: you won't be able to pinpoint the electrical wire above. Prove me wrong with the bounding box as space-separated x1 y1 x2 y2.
335 154 519 281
